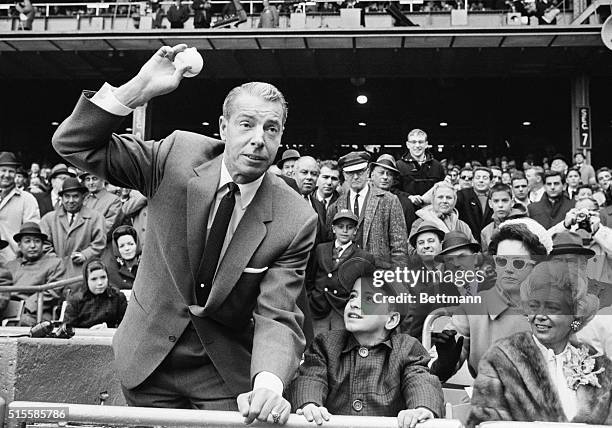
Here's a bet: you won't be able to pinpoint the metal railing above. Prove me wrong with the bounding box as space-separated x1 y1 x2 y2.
0 276 81 325
0 401 464 428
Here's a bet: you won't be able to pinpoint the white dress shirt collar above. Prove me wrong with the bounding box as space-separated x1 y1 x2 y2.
532 335 577 420
334 240 352 257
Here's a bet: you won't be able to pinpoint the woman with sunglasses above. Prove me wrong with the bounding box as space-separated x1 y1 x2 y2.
431 219 550 382
468 261 612 426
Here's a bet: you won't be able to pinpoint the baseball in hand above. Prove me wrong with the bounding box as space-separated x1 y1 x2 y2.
173 47 203 78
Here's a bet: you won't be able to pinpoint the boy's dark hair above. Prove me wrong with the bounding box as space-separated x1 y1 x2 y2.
339 258 404 331
488 183 512 199
577 184 593 193
544 170 565 184
488 224 547 256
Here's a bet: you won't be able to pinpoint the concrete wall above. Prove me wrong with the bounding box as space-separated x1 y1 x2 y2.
0 329 125 407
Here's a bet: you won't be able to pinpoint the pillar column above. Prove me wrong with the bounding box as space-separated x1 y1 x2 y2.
570 74 592 165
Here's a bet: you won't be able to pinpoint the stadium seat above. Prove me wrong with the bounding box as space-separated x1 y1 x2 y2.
1 300 25 327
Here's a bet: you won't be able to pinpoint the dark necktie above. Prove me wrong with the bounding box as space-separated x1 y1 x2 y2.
197 182 238 306
353 192 360 217
69 214 74 226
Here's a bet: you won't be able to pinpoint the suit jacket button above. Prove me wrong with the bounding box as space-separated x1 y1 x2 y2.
333 289 338 295
327 273 333 278
169 335 176 342
352 399 363 412
200 283 205 288
358 347 368 358
324 287 329 292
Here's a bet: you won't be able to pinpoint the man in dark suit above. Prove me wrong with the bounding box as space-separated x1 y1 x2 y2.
528 170 575 229
34 164 75 216
455 166 494 239
294 156 327 244
52 44 317 424
315 160 340 210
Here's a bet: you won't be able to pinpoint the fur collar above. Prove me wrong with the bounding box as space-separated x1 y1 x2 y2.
500 332 612 423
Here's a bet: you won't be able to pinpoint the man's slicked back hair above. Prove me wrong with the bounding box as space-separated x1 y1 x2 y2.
222 82 288 126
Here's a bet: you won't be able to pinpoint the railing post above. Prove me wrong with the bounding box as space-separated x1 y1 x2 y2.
0 396 6 428
36 292 44 324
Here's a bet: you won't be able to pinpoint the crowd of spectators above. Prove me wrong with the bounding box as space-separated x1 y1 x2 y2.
2 0 568 30
1 125 612 422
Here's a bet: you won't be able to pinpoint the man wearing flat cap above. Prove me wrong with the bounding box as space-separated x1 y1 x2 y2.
5 222 65 325
327 151 408 269
370 154 416 233
0 151 40 262
40 177 106 279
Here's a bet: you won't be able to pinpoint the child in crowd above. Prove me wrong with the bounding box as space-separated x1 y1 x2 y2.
480 183 514 253
307 209 374 336
290 257 444 428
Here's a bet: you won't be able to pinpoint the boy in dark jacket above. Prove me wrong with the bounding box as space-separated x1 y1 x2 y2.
290 257 444 427
307 209 375 336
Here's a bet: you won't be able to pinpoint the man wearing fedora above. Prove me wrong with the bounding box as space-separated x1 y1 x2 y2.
34 163 77 217
370 154 416 233
0 151 40 262
0 235 14 313
327 151 408 269
81 171 123 239
402 221 447 340
40 177 106 279
548 199 612 306
277 149 300 179
5 222 65 326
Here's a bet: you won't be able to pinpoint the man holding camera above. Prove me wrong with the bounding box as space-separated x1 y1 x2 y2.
548 197 612 293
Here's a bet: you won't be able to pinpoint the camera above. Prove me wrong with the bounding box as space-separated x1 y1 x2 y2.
30 321 75 339
576 208 592 233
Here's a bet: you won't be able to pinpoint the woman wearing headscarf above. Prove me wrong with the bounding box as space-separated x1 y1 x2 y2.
468 261 612 425
64 259 127 329
104 225 141 290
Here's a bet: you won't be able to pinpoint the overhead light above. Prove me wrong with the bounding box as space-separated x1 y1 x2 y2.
213 132 220 136
522 121 531 126
437 146 443 152
439 122 448 127
202 121 209 126
478 145 488 148
356 95 368 105
125 127 132 132
358 122 367 127
384 145 402 148
51 121 59 126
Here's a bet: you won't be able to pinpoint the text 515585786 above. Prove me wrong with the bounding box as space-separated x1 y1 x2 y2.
8 407 69 421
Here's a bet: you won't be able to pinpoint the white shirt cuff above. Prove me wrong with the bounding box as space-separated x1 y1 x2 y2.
253 371 284 395
90 82 134 117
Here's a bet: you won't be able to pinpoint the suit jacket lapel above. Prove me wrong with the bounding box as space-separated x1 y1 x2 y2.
203 173 273 313
188 155 222 281
319 242 335 272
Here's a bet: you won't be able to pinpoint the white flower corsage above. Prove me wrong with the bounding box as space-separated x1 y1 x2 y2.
563 345 605 390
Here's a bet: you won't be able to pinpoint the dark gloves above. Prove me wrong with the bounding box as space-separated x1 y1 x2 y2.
430 329 464 383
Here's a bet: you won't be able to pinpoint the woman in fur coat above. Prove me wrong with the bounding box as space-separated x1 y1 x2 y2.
468 259 612 426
